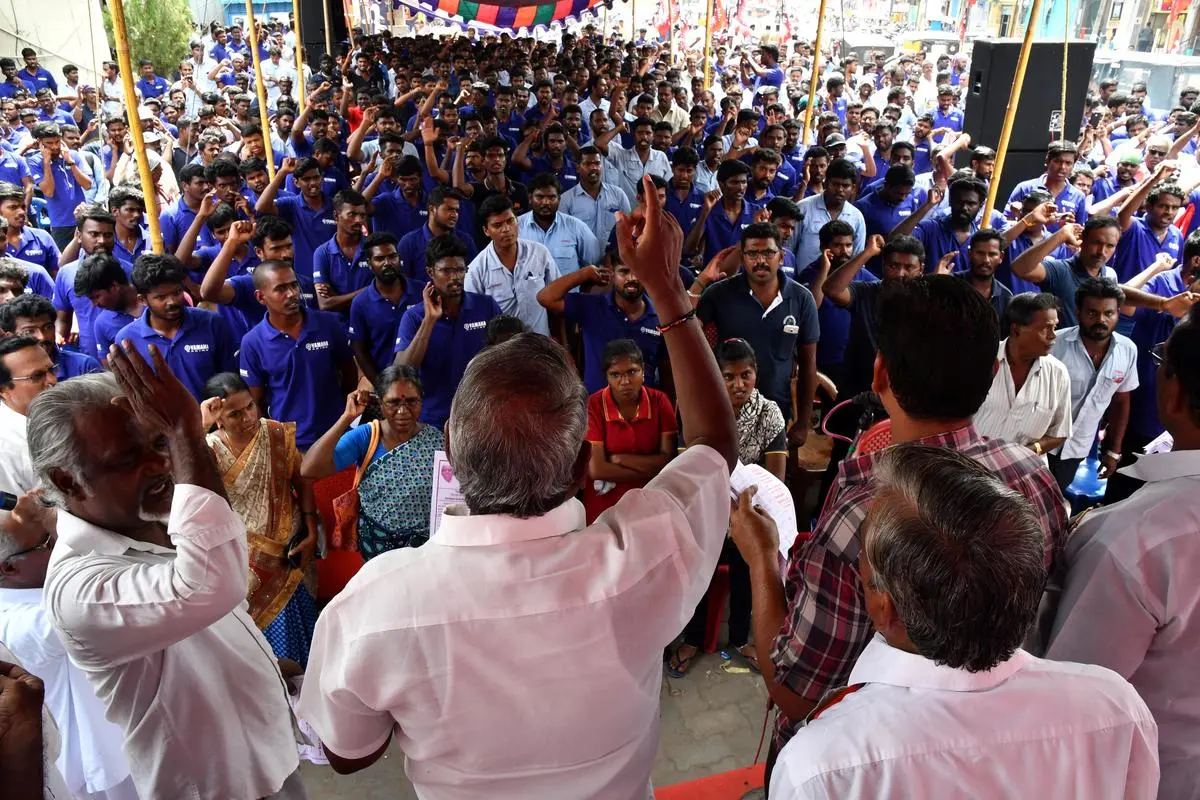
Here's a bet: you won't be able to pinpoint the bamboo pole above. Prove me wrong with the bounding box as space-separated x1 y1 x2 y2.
244 0 278 180
108 0 163 253
323 0 333 57
294 0 306 112
801 0 829 146
86 0 101 86
982 0 1044 224
703 0 714 89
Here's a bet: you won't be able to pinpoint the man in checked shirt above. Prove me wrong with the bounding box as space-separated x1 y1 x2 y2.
730 275 1070 791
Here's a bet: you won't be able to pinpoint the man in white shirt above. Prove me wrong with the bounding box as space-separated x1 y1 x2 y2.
559 146 631 249
761 443 1158 799
974 291 1073 455
0 336 51 503
298 177 739 799
1043 304 1200 798
29 346 303 800
596 117 672 205
464 194 561 335
1047 277 1139 490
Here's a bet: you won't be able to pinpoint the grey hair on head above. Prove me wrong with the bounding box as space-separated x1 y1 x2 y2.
448 333 588 518
862 443 1047 673
26 372 123 507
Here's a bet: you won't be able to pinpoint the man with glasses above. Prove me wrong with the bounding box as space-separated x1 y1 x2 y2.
0 294 101 380
0 336 56 502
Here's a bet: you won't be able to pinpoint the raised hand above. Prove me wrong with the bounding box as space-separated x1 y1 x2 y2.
615 174 685 301
199 191 220 218
280 156 297 175
866 233 886 256
702 188 722 212
1026 201 1059 227
935 251 957 275
108 341 203 436
588 264 612 285
342 388 372 419
1163 291 1199 319
200 396 224 429
228 219 255 247
422 282 443 320
1062 223 1084 249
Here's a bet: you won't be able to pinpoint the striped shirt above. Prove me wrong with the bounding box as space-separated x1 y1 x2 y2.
772 423 1069 749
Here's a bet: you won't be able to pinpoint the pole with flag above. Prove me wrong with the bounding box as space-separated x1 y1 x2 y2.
107 0 163 253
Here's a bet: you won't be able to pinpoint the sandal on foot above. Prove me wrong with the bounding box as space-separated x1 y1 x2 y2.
734 644 761 674
667 644 699 678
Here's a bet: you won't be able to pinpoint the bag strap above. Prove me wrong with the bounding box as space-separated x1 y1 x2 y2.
352 421 382 489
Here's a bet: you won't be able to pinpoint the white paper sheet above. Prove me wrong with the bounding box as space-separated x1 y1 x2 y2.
729 461 799 563
430 450 464 536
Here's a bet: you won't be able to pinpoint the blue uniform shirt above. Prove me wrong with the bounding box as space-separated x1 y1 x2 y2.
26 152 86 227
795 260 878 375
19 66 56 93
666 182 706 241
348 278 421 373
527 155 579 192
1126 268 1185 442
516 212 602 275
914 215 978 274
239 309 353 449
134 75 171 98
372 191 429 243
394 292 501 428
54 348 101 380
274 194 336 284
284 167 349 201
1006 176 1090 228
112 230 149 272
0 149 28 188
116 307 237 400
159 199 218 254
1002 233 1074 294
1111 217 1184 283
563 292 663 393
53 257 132 359
5 227 58 276
931 107 964 142
854 188 922 239
396 223 478 287
91 308 137 360
313 236 372 296
1038 256 1119 328
703 200 760 263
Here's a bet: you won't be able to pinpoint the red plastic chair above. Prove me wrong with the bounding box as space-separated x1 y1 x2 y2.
855 419 893 456
311 468 364 601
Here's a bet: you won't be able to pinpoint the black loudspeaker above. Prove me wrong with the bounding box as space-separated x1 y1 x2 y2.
963 39 1097 152
298 0 347 63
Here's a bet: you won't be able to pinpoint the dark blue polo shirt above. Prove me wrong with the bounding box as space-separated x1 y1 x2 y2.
665 182 706 240
194 244 264 332
795 261 878 378
914 215 977 274
227 274 273 328
112 231 148 272
394 292 501 428
912 139 932 174
1112 217 1184 283
696 272 819 417
839 278 887 398
527 154 579 192
372 190 430 242
26 153 86 227
954 271 1012 321
1126 268 1184 442
313 237 372 296
563 291 663 393
348 279 421 373
159 199 217 254
854 188 922 239
396 223 478 287
496 111 526 147
1001 234 1073 294
92 308 137 361
1006 177 1089 228
54 348 101 380
703 200 760 263
5 227 58 277
0 150 28 190
135 75 171 98
239 309 353 449
1038 256 1119 328
284 167 350 201
116 307 237 400
274 194 336 284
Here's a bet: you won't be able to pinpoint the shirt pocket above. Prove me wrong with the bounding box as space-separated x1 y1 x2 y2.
485 276 516 307
772 326 799 363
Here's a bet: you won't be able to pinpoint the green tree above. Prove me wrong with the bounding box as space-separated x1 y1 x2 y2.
103 0 194 79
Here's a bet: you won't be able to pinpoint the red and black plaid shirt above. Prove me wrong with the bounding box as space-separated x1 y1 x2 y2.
771 423 1069 748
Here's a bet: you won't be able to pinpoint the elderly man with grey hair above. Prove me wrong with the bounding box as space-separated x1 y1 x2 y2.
758 444 1159 798
26 344 305 799
297 175 740 799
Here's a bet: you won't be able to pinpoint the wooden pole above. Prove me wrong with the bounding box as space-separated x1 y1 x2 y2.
323 0 333 57
982 0 1044 224
703 0 714 88
294 0 306 112
245 0 278 180
801 0 829 146
108 0 163 254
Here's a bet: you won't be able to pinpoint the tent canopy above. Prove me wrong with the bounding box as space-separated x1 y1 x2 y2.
0 0 109 85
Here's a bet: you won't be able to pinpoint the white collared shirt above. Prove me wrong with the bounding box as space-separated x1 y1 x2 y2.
464 239 561 335
43 484 299 800
974 339 1073 448
1050 326 1139 459
1043 448 1200 798
0 587 132 797
0 401 35 508
772 636 1159 799
298 445 731 800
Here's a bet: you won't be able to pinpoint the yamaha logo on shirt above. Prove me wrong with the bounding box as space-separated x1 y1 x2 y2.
640 326 661 337
305 340 330 351
183 343 210 353
25 248 42 256
322 219 337 225
463 321 487 331
689 203 701 209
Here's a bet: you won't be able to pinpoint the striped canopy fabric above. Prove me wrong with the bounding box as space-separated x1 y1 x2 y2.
394 0 610 31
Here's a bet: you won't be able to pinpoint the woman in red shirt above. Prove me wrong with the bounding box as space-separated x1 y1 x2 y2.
583 339 678 522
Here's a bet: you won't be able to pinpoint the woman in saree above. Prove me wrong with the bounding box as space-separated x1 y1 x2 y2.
301 365 443 560
668 338 787 677
201 372 319 666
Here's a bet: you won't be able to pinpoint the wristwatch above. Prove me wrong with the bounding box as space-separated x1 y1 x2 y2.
1032 441 1044 456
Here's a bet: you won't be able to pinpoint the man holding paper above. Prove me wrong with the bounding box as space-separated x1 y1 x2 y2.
730 275 1070 790
298 176 739 800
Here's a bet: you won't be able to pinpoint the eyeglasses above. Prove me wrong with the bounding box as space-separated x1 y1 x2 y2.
1150 341 1167 366
433 266 467 277
3 531 51 565
11 365 56 383
1147 149 1168 157
743 249 782 262
382 397 421 410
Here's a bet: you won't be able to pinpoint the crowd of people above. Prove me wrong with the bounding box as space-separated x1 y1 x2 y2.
0 16 1197 799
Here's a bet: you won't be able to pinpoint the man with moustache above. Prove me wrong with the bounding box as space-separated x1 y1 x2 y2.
29 348 304 800
52 206 117 359
1047 278 1139 490
349 231 421 385
517 173 602 277
956 229 1013 321
396 186 477 288
0 294 102 380
537 248 665 393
